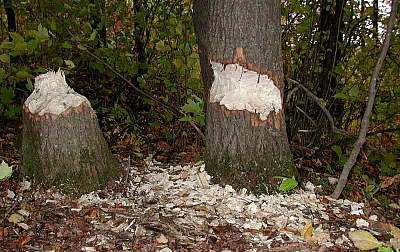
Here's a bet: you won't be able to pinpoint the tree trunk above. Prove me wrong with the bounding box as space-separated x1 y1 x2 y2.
193 0 297 194
22 70 122 196
4 0 16 34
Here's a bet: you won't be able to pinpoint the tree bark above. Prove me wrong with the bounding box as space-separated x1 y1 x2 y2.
22 71 122 196
193 0 297 194
4 0 16 33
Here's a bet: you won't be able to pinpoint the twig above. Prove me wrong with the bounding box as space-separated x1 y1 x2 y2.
331 0 398 199
287 78 351 138
295 106 317 128
286 80 383 155
367 127 400 136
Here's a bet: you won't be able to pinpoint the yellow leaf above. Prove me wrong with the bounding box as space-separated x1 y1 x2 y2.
194 205 208 211
348 230 384 250
8 213 24 224
390 224 400 238
300 223 313 239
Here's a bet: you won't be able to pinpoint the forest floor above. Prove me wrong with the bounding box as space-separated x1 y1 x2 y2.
1 121 399 251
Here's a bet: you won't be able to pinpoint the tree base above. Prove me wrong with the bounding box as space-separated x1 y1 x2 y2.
22 102 122 196
206 103 298 195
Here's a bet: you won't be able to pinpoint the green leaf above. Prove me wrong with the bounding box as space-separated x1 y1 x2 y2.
64 60 75 69
0 68 6 79
149 122 161 128
377 247 393 252
89 30 97 41
14 41 28 51
10 32 24 42
349 86 359 97
62 41 72 49
0 87 15 104
16 70 31 79
278 177 298 191
332 145 342 156
26 78 33 91
156 41 165 51
0 160 13 181
35 24 49 40
0 41 14 49
77 44 87 50
5 104 21 117
34 66 47 73
339 156 348 165
181 99 202 115
179 116 193 122
333 92 347 99
0 54 10 63
50 20 57 31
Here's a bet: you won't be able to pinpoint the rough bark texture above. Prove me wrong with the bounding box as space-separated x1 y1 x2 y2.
22 102 122 196
193 0 297 194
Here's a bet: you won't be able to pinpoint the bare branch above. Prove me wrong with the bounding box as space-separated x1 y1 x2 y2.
331 0 398 199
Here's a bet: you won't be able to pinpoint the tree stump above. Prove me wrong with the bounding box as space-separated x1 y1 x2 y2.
22 70 121 196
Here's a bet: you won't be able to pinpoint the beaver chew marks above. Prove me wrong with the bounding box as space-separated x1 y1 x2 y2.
209 62 281 121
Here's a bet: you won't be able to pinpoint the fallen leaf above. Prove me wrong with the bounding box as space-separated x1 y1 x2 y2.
180 170 189 180
196 171 209 188
389 224 400 238
156 234 168 245
300 223 313 239
0 161 13 181
6 189 15 199
20 180 31 191
194 205 208 212
390 237 400 250
348 230 384 250
379 174 400 189
21 236 32 245
0 227 8 236
8 213 24 224
17 223 30 230
81 247 96 252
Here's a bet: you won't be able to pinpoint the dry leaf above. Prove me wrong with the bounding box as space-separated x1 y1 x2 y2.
390 224 400 238
180 170 189 180
21 235 32 245
390 237 400 250
300 223 313 239
8 213 24 224
348 230 384 250
379 174 400 189
196 171 209 188
17 223 30 230
389 224 400 249
194 205 208 212
156 234 168 244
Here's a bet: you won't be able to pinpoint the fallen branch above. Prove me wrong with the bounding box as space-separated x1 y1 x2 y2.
331 0 398 199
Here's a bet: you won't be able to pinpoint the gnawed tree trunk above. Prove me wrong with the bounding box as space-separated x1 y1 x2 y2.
193 0 298 194
22 70 121 196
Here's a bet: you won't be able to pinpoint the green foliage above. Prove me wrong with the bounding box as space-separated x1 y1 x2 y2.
180 95 205 126
274 176 299 192
0 23 53 118
362 174 380 200
0 0 202 146
377 246 393 252
331 145 348 166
